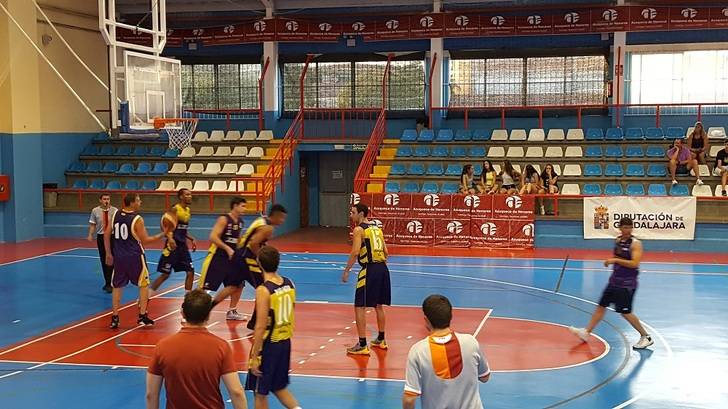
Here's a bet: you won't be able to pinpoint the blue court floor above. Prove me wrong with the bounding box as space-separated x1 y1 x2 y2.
0 247 727 408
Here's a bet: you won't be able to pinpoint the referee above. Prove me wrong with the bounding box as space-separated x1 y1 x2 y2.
86 193 117 293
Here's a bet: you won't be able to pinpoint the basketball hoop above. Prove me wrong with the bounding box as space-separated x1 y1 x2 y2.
154 117 198 150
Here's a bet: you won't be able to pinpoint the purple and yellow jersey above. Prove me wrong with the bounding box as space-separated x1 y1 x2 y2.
262 277 296 343
110 210 144 258
238 217 270 251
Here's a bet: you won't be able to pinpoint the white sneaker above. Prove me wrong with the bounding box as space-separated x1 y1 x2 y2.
696 179 704 185
633 335 654 350
568 326 589 342
671 180 678 185
226 310 248 321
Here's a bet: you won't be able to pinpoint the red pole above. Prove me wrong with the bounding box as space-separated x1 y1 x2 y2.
464 109 469 130
538 108 543 129
500 108 505 129
258 57 270 131
698 104 702 122
383 54 393 111
577 107 582 129
428 53 438 129
300 54 314 139
656 105 661 128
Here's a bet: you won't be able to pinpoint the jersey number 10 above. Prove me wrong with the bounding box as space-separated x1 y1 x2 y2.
113 222 129 240
275 294 293 326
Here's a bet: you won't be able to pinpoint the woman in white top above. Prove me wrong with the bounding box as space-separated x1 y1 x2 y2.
499 160 520 195
459 164 477 194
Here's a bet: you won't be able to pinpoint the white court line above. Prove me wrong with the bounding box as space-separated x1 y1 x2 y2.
117 344 155 348
48 254 159 265
206 321 219 329
0 308 180 380
473 309 492 338
0 247 80 267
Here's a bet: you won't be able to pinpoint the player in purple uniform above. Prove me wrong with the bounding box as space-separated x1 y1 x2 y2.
569 217 654 349
104 193 165 329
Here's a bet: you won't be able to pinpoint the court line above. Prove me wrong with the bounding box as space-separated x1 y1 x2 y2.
48 254 160 266
0 247 80 267
473 310 492 338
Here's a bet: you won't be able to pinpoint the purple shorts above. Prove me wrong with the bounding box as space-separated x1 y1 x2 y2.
112 254 150 288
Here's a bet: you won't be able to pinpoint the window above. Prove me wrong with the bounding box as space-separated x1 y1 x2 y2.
283 60 425 111
181 63 261 110
629 50 728 104
448 56 606 107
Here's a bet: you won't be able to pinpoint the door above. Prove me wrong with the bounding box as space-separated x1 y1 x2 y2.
318 152 362 227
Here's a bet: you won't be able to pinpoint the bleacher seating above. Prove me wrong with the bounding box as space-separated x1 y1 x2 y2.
417 130 434 142
626 184 645 196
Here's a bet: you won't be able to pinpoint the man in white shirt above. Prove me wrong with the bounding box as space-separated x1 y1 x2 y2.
86 194 117 293
403 294 490 409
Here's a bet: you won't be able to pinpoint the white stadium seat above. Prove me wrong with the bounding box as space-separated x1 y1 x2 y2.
525 147 544 158
175 181 193 191
708 127 726 139
565 146 583 158
209 130 224 141
213 146 232 157
228 180 246 192
192 131 208 142
528 129 545 141
509 129 527 141
197 146 215 157
545 147 563 158
225 130 241 141
532 164 541 174
179 147 196 158
186 163 204 174
257 130 274 140
168 163 187 174
220 163 238 175
232 146 248 157
247 147 264 158
566 129 584 140
491 129 508 141
192 180 210 191
512 164 522 174
486 146 505 158
692 184 713 197
506 146 525 158
561 183 581 195
202 163 221 175
237 163 255 176
715 185 726 196
686 127 695 138
710 145 723 157
157 180 175 191
691 165 710 177
241 130 257 141
562 164 582 176
552 164 562 175
492 164 501 173
211 180 229 191
547 129 565 141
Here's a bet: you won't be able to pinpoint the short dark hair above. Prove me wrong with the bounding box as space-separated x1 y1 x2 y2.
619 216 633 227
422 294 452 329
123 193 139 207
230 197 247 209
268 204 287 216
99 193 110 199
182 289 212 324
353 203 369 217
258 245 280 273
177 188 190 199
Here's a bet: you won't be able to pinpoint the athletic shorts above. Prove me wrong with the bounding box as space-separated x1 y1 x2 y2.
198 251 241 291
598 285 636 314
245 339 291 395
354 262 392 307
157 243 193 274
112 254 150 288
676 164 689 175
236 248 264 288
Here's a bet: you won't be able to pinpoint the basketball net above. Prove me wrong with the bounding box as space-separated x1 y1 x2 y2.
154 117 198 150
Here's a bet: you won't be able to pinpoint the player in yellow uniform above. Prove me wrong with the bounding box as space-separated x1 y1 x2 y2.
151 189 196 293
246 246 301 409
342 203 391 355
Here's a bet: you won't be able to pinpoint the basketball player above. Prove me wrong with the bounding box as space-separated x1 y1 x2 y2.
569 216 654 349
198 197 248 321
246 246 301 409
212 204 288 329
342 203 391 355
151 189 196 293
104 193 165 329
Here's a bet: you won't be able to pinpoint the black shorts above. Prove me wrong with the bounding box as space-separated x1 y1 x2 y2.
157 244 193 274
676 164 689 175
598 286 636 314
245 340 291 395
354 262 392 308
198 251 240 291
236 248 264 288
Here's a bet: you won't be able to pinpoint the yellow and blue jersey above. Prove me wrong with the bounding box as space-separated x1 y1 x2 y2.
357 223 387 266
263 277 295 343
238 216 270 250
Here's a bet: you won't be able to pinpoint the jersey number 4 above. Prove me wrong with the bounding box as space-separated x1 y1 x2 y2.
113 223 129 240
275 294 293 326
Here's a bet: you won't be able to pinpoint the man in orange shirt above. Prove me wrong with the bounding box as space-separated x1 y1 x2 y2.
146 290 247 409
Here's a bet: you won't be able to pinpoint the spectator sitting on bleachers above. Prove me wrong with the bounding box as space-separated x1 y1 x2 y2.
459 164 478 194
667 138 703 186
416 116 428 135
714 140 728 197
687 121 709 165
520 165 545 196
479 160 499 194
541 164 559 194
499 160 520 195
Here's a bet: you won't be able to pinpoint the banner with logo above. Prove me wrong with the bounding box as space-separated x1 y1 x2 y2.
583 196 696 240
351 193 535 249
119 6 728 46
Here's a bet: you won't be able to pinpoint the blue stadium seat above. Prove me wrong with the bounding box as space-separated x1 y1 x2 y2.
648 184 667 196
582 183 602 195
605 146 623 158
150 162 168 175
626 184 645 196
431 146 448 157
408 163 425 175
414 146 430 157
133 162 152 175
450 147 467 158
625 146 644 157
435 129 453 142
89 179 106 189
426 163 444 176
583 164 603 176
468 146 486 157
441 182 459 194
646 146 666 158
585 128 604 140
93 133 109 141
454 130 472 141
472 129 491 141
116 163 133 175
85 162 103 173
647 164 667 177
148 146 165 156
666 127 685 139
385 181 400 193
605 128 624 140
401 129 418 141
445 164 462 176
670 184 690 196
396 146 413 157
390 163 406 175
403 182 419 193
417 129 434 142
124 180 140 190
625 128 644 140
605 164 623 176
422 182 439 193
67 161 85 172
105 180 121 190
72 179 88 189
473 164 483 176
102 162 119 173
81 145 99 156
114 146 132 156
584 146 603 158
626 164 645 177
132 146 147 156
163 148 179 158
98 145 115 156
141 180 158 191
645 127 665 140
604 183 624 196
